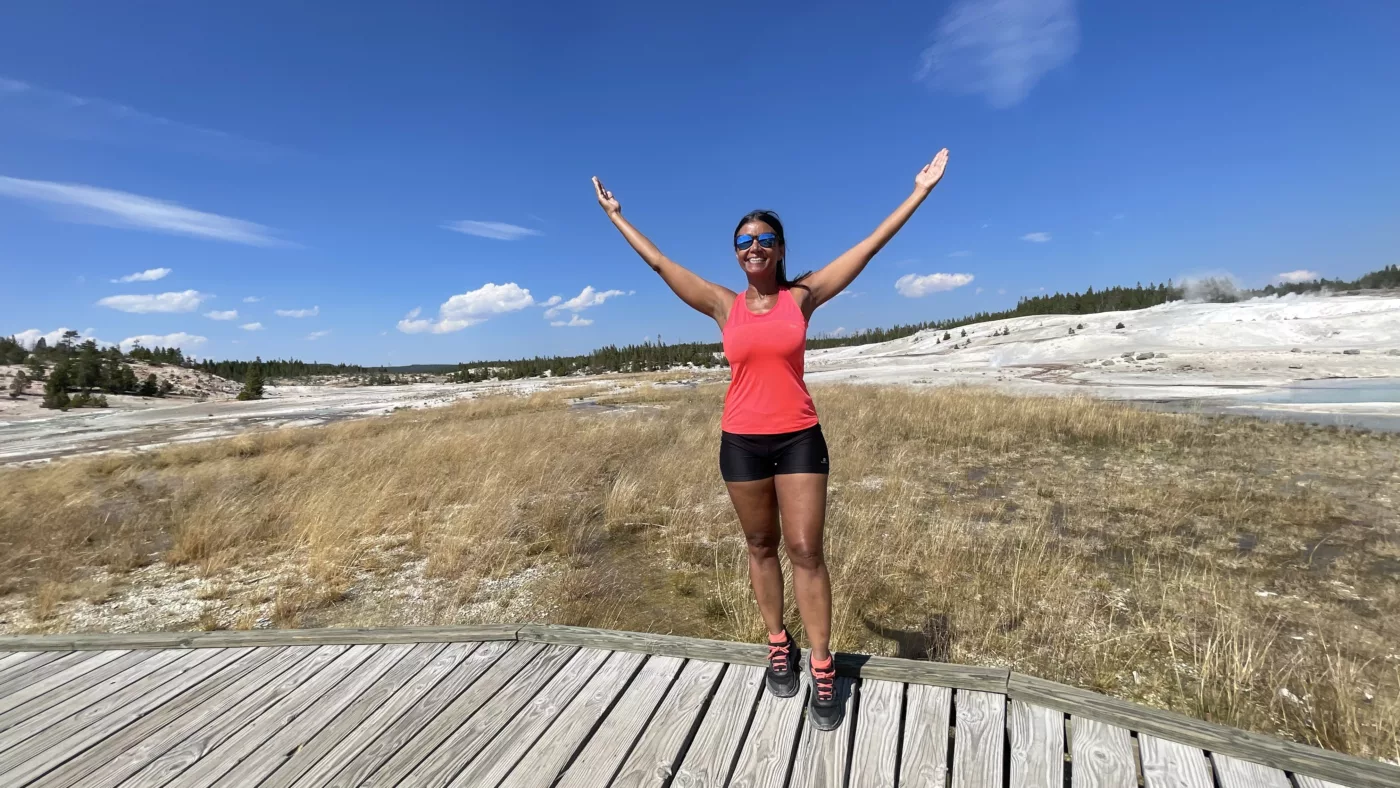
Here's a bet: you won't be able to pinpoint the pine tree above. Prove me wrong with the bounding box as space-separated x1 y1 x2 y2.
26 356 45 381
119 365 138 394
237 357 265 401
43 361 71 410
75 340 102 392
141 374 159 397
158 379 174 397
9 370 28 399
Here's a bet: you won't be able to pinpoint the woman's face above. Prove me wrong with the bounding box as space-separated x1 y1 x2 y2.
734 220 784 278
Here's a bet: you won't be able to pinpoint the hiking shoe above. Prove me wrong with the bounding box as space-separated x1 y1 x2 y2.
808 655 844 730
765 630 800 698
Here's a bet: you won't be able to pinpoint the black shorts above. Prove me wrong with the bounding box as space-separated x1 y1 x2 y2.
720 424 830 482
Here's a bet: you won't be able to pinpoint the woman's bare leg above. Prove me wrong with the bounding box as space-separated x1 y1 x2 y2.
725 478 785 636
774 472 831 661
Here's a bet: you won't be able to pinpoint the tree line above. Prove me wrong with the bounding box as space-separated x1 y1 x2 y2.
2 331 177 409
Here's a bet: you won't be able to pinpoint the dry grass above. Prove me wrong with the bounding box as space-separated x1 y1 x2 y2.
0 382 1397 760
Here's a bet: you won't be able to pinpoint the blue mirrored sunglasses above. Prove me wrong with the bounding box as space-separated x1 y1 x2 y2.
735 232 779 251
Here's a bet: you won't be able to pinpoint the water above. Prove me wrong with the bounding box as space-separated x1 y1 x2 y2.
1236 378 1400 405
1144 377 1400 432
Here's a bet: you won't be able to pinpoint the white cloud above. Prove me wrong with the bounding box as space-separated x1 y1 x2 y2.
0 176 285 246
916 0 1079 109
12 327 99 349
306 330 331 340
119 332 207 350
97 289 207 313
948 250 971 257
543 285 627 319
550 315 594 328
275 306 319 318
112 267 170 283
1022 232 1052 243
240 322 263 331
205 310 238 320
975 287 984 294
441 220 542 241
398 282 536 334
895 273 975 298
539 295 563 308
1275 269 1320 284
243 296 261 303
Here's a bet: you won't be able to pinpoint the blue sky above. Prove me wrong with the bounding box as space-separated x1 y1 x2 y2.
3 1 1398 365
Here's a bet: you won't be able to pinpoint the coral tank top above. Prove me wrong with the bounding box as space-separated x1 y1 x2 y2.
721 288 819 435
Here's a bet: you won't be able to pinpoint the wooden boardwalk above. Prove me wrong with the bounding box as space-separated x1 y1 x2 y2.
0 625 1394 787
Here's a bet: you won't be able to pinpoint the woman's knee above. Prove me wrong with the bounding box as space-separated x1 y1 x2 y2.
745 531 781 559
784 539 825 570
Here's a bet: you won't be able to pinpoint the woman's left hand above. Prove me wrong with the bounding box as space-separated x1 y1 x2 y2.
914 148 950 193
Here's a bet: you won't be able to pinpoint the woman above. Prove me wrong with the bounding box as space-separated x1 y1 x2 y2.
592 148 948 730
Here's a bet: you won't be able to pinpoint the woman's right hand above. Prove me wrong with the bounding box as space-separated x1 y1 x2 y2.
592 176 621 217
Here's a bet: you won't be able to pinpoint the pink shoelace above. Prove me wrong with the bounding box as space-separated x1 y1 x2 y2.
768 639 791 672
811 660 836 702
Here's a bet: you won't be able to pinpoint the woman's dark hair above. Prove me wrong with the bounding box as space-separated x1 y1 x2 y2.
734 209 810 286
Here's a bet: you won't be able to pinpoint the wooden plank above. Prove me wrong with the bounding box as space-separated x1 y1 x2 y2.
727 671 807 788
1138 734 1212 788
950 690 1004 788
1008 700 1064 788
1070 717 1135 788
519 625 1009 691
1211 752 1291 788
0 647 250 785
897 683 952 788
1008 671 1400 788
161 644 379 786
0 623 521 651
0 650 128 716
0 651 39 673
256 642 455 788
0 651 65 684
0 649 186 748
0 649 158 731
669 663 766 788
122 645 348 786
463 648 640 786
275 642 482 788
848 679 902 788
609 659 726 788
551 655 685 788
789 676 858 788
338 641 552 788
37 647 291 788
392 646 593 788
208 643 414 786
0 650 97 697
1294 777 1351 788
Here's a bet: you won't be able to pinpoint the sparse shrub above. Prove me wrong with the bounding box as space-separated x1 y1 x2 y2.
1115 322 1126 329
8 370 27 398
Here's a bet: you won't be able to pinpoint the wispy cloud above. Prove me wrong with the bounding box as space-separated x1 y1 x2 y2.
112 267 170 283
306 330 331 340
242 296 261 303
1022 232 1052 243
275 306 319 318
543 286 628 319
895 272 975 297
550 315 593 328
916 0 1079 109
97 289 207 314
119 332 207 350
240 322 263 331
1275 269 1320 284
947 250 972 257
205 310 238 320
998 288 1007 295
0 176 286 246
975 287 984 294
441 220 542 241
398 282 536 334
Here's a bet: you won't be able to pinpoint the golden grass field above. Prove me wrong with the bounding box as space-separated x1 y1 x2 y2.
1 381 1397 761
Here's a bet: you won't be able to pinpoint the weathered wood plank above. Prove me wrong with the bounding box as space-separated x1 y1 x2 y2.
413 646 606 788
0 648 186 748
789 676 857 788
162 644 379 787
1009 700 1064 788
0 651 65 685
39 647 292 788
209 643 412 786
727 671 807 788
0 650 98 697
950 689 1004 788
552 655 685 788
1211 752 1291 788
1070 717 1135 788
0 651 39 673
0 623 521 651
351 641 560 787
0 649 158 731
0 647 249 785
520 625 1008 691
256 642 454 788
1294 776 1351 788
847 679 901 788
1138 734 1212 788
122 645 347 787
897 682 952 788
483 649 647 787
669 663 765 788
609 659 726 788
0 649 127 716
1009 671 1400 788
